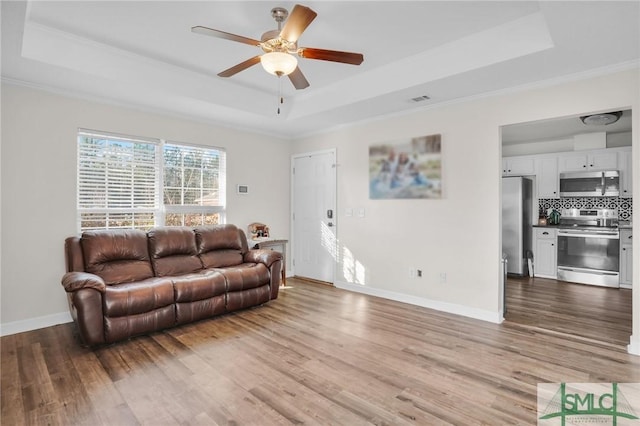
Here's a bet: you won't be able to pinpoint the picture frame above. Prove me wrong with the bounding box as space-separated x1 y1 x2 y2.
369 134 442 199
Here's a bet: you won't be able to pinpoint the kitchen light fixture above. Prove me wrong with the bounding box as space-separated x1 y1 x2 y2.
580 111 622 126
260 51 298 76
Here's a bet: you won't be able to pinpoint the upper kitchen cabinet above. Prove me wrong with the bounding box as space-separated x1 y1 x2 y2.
502 157 535 176
536 157 559 198
558 150 618 172
618 149 633 198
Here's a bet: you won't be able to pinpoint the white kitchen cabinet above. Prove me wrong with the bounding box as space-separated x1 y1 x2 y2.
591 151 619 170
502 157 535 176
536 157 559 198
558 151 618 172
618 149 633 198
620 229 633 289
534 228 557 278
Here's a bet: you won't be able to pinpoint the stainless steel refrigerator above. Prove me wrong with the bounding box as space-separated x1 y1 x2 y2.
502 176 533 275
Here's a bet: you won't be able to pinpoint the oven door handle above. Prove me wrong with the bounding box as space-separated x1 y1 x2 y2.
558 230 620 239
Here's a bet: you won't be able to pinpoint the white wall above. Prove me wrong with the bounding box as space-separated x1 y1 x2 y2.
503 131 632 157
503 138 574 157
2 69 639 354
293 69 640 352
0 83 291 333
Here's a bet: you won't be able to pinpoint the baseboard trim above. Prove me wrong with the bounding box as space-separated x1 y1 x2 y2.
0 311 73 337
334 281 503 324
628 334 640 356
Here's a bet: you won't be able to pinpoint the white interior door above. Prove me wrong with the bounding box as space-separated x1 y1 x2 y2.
292 150 336 283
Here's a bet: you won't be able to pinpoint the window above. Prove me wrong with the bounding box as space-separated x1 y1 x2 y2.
77 130 226 231
163 142 226 227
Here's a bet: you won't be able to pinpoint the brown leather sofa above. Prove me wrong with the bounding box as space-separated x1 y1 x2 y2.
61 224 282 346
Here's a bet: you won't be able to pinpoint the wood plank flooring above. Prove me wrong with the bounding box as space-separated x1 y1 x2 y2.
2 278 639 425
505 275 633 347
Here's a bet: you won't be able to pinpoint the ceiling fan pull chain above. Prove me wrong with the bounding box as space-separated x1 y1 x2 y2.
277 77 282 115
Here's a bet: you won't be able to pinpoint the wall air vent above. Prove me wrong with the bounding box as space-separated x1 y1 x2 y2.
410 95 431 103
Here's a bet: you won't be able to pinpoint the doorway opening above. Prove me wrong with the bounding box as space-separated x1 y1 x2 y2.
500 109 633 348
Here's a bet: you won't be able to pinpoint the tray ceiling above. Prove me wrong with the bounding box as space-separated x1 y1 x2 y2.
2 1 639 138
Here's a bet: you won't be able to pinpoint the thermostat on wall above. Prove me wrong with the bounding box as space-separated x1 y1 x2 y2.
236 184 249 194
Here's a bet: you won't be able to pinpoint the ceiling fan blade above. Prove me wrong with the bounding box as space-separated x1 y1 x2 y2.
218 56 261 77
279 4 317 43
299 47 364 65
288 67 310 90
191 26 260 47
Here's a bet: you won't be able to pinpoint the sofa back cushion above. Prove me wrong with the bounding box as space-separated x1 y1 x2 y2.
81 230 154 285
195 225 248 268
148 227 202 276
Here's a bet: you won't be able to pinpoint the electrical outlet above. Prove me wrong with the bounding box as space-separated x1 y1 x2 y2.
409 268 415 278
439 272 447 284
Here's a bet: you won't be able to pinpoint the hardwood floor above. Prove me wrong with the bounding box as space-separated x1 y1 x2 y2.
2 278 639 425
505 275 633 347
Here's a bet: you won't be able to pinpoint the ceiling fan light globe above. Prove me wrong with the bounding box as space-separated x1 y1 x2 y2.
260 52 297 76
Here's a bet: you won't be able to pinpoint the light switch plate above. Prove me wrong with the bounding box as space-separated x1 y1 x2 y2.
357 207 365 218
345 208 353 217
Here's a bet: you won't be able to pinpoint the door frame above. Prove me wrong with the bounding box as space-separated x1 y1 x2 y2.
499 109 637 354
290 148 338 282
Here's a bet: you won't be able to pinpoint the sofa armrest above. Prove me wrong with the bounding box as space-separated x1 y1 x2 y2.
61 272 106 293
71 289 106 346
243 249 282 268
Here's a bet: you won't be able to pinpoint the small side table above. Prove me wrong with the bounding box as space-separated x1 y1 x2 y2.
251 239 288 286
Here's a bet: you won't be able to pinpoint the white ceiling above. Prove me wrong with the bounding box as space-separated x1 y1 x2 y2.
2 1 639 139
502 109 633 146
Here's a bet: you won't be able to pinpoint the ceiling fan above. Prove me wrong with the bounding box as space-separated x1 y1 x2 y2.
191 4 364 90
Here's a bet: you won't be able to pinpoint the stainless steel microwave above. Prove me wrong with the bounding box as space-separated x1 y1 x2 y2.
559 170 619 197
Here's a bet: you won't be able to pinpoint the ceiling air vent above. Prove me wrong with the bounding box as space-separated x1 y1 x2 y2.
410 95 431 103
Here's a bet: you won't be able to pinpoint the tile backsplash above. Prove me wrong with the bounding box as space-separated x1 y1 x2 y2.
539 197 632 221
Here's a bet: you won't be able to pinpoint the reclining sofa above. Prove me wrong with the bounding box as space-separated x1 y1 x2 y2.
61 224 282 346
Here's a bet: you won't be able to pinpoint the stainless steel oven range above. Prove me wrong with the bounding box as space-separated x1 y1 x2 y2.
557 209 620 288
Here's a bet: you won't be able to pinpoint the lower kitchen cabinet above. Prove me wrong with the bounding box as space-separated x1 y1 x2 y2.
620 229 633 289
534 227 557 278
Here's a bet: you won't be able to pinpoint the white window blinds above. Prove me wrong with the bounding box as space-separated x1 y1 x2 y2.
78 130 160 230
77 130 226 231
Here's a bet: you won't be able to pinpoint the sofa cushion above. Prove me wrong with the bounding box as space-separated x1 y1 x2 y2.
172 270 227 302
195 225 247 268
103 277 174 317
227 285 271 312
81 229 154 285
200 249 244 269
218 263 270 292
176 296 226 325
104 306 175 343
148 227 202 276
